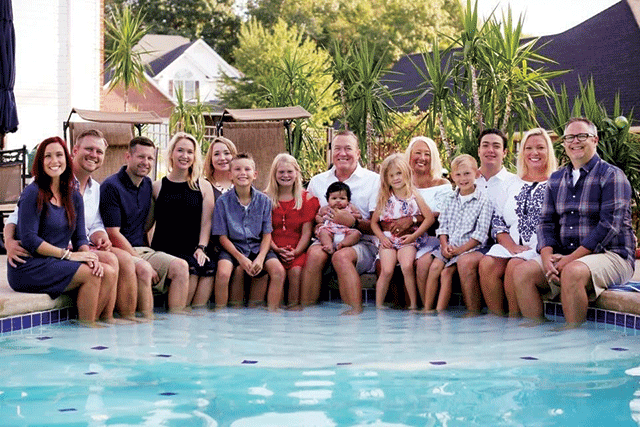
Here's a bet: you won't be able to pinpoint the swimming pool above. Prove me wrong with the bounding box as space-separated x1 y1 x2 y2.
2 303 640 426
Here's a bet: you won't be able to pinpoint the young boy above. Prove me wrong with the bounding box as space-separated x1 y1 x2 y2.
423 154 492 313
212 153 285 311
315 182 362 254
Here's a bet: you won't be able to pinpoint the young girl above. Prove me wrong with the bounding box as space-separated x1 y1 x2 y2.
264 153 319 307
315 182 362 254
371 154 434 310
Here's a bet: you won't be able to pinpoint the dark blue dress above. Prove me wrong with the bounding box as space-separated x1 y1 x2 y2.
7 183 89 298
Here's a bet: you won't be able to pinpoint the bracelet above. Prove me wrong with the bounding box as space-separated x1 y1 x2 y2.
196 244 207 253
60 248 71 260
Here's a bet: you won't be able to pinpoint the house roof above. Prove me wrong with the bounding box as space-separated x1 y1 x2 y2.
146 41 196 77
385 0 640 124
134 34 191 65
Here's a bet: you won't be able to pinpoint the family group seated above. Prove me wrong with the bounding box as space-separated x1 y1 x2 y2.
3 117 636 329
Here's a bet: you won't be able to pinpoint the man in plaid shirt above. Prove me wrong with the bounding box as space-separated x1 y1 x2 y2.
514 117 636 327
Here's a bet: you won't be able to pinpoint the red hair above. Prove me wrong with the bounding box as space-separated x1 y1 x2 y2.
32 137 76 227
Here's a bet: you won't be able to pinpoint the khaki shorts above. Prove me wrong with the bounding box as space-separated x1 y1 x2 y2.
134 247 179 294
533 251 634 301
310 238 378 274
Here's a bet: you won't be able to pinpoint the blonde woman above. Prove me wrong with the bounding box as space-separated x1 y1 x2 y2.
204 136 237 200
151 132 216 307
264 153 319 307
479 128 558 316
370 153 435 310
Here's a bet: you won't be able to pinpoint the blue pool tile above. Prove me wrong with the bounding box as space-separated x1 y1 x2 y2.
159 392 177 396
587 308 595 321
636 317 640 330
32 313 41 327
2 318 11 333
37 336 52 341
596 309 606 323
85 372 98 375
91 346 108 351
156 354 172 358
337 362 352 366
51 310 59 324
606 311 616 325
12 317 21 331
430 361 447 365
626 315 635 329
60 308 68 322
22 315 31 329
616 313 626 327
521 356 539 360
611 347 628 351
242 360 258 364
41 311 50 325
59 408 77 412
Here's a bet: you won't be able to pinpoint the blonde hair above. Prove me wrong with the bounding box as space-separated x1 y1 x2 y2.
203 136 238 183
375 153 416 214
450 154 478 173
264 153 304 210
167 132 202 191
405 136 443 179
517 127 558 179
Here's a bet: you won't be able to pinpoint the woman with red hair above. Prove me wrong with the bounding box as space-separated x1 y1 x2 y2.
7 137 116 326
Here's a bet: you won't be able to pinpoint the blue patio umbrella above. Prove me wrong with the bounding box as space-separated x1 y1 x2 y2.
0 0 18 137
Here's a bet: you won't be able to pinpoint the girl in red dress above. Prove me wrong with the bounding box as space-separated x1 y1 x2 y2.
264 154 319 308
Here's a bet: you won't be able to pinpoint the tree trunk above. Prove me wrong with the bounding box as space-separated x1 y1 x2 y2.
470 64 483 132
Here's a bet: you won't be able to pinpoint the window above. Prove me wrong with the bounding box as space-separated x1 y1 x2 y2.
172 69 199 100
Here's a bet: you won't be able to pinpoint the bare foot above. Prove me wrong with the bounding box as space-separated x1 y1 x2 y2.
376 304 388 310
462 311 482 318
421 308 437 315
519 318 549 328
70 319 105 328
100 317 134 325
341 306 363 315
169 307 204 316
552 322 583 332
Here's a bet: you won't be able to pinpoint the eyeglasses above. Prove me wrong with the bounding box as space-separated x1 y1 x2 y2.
562 133 595 143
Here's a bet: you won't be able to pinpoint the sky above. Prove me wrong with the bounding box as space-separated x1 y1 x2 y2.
476 0 621 36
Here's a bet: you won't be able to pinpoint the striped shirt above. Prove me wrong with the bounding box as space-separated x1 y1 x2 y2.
537 154 636 268
437 187 493 248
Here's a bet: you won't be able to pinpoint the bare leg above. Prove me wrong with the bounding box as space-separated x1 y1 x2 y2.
94 251 119 320
457 251 483 313
167 258 189 312
110 247 137 318
66 264 101 324
135 260 155 317
287 266 302 306
248 275 268 307
376 248 398 308
416 253 433 307
436 265 456 311
513 259 547 321
214 259 233 308
398 246 418 310
301 245 329 306
423 258 445 311
187 274 199 305
317 229 335 254
335 230 362 250
504 258 525 317
559 261 591 326
229 265 246 306
479 255 508 316
263 258 286 310
332 246 362 314
191 276 214 307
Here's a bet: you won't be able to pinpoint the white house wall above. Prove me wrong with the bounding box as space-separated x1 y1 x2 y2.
9 0 101 150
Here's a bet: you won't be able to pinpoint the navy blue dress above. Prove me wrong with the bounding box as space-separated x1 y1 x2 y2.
7 183 89 298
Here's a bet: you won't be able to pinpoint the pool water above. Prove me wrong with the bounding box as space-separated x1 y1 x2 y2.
2 303 640 426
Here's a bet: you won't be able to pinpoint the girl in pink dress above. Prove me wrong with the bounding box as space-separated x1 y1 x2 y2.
371 154 434 310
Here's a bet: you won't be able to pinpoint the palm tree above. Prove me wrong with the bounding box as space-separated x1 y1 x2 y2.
105 4 148 111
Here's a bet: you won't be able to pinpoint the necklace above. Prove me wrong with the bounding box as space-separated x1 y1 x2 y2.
279 198 295 231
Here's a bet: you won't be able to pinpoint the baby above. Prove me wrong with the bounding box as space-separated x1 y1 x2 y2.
315 182 362 254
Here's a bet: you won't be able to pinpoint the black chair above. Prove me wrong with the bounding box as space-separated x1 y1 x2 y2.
0 145 27 249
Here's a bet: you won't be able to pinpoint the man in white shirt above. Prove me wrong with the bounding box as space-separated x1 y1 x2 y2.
457 129 516 313
302 130 380 314
4 130 152 321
